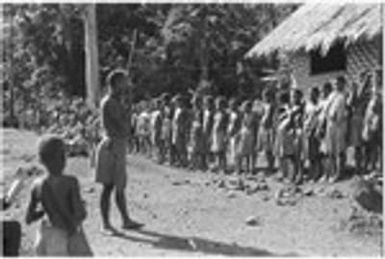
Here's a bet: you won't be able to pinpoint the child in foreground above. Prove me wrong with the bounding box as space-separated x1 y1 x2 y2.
25 135 91 256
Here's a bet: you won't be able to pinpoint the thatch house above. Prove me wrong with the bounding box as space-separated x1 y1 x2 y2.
246 3 383 93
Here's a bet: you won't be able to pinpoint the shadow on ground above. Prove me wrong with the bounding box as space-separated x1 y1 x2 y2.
109 229 300 257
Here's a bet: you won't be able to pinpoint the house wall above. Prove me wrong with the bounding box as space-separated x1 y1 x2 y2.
289 40 382 95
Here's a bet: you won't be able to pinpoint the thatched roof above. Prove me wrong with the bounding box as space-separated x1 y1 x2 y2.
246 3 382 58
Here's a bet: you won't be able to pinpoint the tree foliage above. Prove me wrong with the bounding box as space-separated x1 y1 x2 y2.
3 3 298 124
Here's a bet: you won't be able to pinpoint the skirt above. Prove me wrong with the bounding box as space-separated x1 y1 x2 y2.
211 130 227 153
236 128 254 157
349 114 364 147
257 127 274 153
95 136 127 189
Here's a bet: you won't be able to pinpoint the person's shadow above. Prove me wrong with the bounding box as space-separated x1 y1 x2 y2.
111 228 300 257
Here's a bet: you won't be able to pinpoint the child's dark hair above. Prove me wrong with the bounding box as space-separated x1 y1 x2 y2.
263 88 275 103
322 82 333 93
278 90 290 104
215 96 227 109
38 135 65 166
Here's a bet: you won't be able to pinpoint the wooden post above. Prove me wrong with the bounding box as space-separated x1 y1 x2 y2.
84 4 99 109
126 29 138 138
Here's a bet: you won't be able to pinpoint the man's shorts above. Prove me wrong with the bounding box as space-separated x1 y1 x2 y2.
95 137 127 189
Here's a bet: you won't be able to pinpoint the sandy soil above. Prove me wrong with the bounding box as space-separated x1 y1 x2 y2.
1 129 382 256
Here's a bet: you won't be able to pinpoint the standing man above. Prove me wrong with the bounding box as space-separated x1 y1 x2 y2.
325 76 348 183
95 69 143 234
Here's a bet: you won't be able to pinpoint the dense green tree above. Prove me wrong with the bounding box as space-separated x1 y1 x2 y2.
3 3 298 125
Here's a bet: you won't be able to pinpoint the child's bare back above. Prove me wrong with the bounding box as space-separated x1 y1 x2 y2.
30 174 86 233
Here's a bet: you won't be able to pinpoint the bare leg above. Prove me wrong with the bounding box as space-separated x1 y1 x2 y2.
251 153 256 174
115 188 144 230
101 184 114 230
222 153 227 173
245 156 250 175
354 147 362 173
268 151 275 174
115 188 130 225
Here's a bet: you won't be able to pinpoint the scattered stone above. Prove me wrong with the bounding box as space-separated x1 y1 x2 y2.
172 180 190 186
217 179 226 188
276 199 285 206
227 191 237 199
328 188 344 199
302 187 314 196
262 195 270 202
258 182 269 191
350 178 382 214
274 189 284 200
245 216 259 226
287 199 297 206
315 186 325 195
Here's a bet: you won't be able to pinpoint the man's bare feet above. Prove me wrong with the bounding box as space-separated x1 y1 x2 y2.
101 224 116 236
122 219 144 230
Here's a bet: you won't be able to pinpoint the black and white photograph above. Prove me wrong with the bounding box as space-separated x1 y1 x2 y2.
1 1 383 257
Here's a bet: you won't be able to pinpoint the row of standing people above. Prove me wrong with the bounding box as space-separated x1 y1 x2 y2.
130 73 382 185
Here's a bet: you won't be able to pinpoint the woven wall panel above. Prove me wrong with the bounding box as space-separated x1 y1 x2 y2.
290 40 381 95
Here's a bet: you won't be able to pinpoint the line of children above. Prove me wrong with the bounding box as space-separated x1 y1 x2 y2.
130 72 382 184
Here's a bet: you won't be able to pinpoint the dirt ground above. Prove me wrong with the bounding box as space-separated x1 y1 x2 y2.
1 129 383 256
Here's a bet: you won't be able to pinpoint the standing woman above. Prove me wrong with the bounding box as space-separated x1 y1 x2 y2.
316 82 333 182
211 96 229 174
303 86 321 181
190 95 206 170
227 98 242 170
203 95 215 170
347 73 371 174
257 89 276 175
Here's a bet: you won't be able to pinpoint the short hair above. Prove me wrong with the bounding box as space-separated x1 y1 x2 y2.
292 88 303 99
241 100 252 111
37 135 65 166
107 69 127 88
215 96 227 108
310 86 320 97
323 82 333 93
278 90 290 104
203 95 214 105
191 94 202 107
336 76 346 85
263 88 274 102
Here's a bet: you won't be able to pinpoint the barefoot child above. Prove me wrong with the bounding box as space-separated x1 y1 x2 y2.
203 95 215 169
303 86 321 181
211 96 229 174
190 95 206 171
257 89 276 174
25 135 91 256
227 98 242 171
235 100 256 175
172 95 189 167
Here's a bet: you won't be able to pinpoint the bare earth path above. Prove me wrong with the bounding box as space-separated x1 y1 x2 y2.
1 129 382 256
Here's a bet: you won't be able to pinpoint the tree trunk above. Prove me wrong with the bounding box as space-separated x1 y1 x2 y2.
84 4 99 109
199 6 209 82
8 6 15 122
